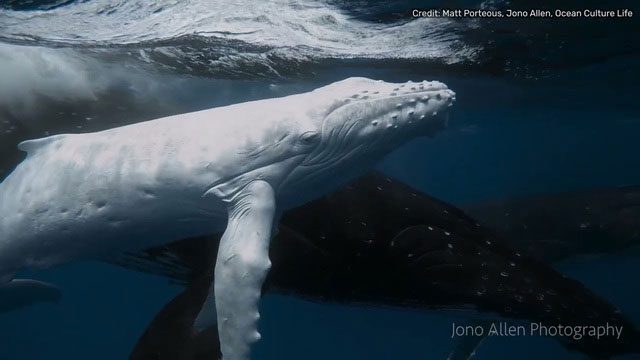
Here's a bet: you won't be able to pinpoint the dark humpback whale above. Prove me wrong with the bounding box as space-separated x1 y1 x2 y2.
109 172 640 360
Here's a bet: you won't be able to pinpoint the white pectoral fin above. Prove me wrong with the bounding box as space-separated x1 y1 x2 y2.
195 180 276 360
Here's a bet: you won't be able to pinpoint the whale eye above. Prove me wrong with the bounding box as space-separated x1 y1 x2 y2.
299 131 320 145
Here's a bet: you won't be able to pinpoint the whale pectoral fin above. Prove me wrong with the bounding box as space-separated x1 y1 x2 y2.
0 279 62 313
447 321 489 360
195 180 276 360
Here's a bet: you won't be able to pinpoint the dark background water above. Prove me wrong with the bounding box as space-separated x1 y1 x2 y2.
0 0 639 359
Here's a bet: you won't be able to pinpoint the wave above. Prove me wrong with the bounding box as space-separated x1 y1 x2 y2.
0 0 637 80
0 0 478 78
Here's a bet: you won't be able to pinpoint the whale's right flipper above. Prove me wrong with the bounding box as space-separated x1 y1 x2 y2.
0 279 62 313
195 180 276 360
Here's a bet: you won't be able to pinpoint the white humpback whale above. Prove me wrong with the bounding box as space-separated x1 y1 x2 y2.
0 77 455 360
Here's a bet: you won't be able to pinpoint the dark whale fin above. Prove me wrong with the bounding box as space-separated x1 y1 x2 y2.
129 276 221 360
0 279 62 313
447 321 489 360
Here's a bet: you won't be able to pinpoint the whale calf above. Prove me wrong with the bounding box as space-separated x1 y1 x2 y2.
112 173 640 360
0 77 455 360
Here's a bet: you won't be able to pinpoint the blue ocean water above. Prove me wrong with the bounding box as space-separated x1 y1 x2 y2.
0 1 639 359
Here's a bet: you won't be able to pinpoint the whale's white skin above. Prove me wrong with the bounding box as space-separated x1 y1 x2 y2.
0 77 455 360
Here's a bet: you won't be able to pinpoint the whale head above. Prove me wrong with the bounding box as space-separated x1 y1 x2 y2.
279 77 455 204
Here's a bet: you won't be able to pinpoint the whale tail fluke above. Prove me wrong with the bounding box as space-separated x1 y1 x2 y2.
0 279 62 313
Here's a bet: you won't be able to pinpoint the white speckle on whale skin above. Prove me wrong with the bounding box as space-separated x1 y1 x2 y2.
500 271 509 277
371 120 378 126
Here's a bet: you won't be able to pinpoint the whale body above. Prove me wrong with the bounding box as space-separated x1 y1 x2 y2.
0 77 455 360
